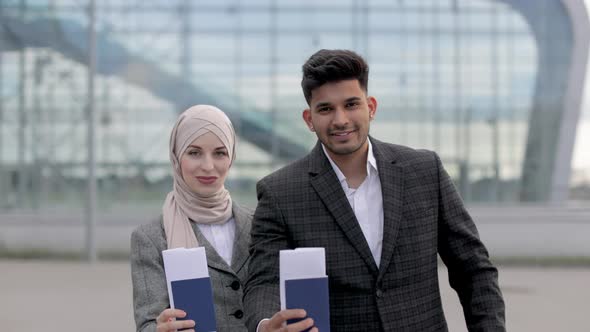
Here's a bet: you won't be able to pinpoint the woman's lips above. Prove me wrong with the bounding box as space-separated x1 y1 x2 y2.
196 176 217 185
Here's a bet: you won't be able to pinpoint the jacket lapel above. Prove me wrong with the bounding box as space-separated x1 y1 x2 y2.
230 203 251 274
371 138 404 279
308 142 379 276
191 221 234 275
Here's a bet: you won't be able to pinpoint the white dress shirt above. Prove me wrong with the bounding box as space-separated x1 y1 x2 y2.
197 217 236 266
322 140 384 267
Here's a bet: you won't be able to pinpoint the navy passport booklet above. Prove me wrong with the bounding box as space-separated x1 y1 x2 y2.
285 276 331 332
170 277 216 332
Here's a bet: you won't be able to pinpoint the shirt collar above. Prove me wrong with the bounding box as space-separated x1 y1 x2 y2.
321 139 378 185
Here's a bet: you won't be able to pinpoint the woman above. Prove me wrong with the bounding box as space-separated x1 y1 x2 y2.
131 105 252 332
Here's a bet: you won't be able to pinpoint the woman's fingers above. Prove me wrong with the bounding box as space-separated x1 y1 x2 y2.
157 308 186 323
156 308 193 332
176 319 195 330
159 319 195 331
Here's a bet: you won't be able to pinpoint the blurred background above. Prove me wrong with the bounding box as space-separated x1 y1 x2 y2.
1 0 589 331
1 0 589 257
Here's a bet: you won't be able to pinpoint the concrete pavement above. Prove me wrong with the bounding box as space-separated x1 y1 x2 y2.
1 260 588 332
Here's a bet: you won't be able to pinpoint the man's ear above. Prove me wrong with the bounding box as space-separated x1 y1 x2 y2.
302 109 314 131
367 96 378 120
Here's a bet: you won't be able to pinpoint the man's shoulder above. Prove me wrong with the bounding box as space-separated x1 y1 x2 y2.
258 154 310 186
372 138 437 166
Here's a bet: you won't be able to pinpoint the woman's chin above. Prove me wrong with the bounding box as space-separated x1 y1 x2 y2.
191 186 221 197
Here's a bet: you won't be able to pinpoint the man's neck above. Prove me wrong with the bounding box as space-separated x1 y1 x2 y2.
327 142 369 189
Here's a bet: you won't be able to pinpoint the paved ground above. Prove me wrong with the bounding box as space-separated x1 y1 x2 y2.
1 260 588 332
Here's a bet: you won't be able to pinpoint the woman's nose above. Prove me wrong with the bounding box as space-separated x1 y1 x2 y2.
200 155 214 170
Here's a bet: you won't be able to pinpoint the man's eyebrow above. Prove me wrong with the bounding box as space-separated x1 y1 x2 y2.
314 101 332 109
345 97 362 102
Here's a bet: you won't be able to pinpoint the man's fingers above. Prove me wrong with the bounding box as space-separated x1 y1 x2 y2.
286 317 314 332
265 309 316 332
268 309 307 327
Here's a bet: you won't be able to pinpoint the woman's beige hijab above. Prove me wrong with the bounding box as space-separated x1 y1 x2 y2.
162 105 236 249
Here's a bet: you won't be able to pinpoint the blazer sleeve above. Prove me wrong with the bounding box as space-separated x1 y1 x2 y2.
130 226 169 332
243 179 287 332
435 152 506 331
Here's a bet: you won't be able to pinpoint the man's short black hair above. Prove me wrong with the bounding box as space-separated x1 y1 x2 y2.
301 49 369 105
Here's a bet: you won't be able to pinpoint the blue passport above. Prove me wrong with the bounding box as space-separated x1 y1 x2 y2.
171 277 217 332
285 277 330 332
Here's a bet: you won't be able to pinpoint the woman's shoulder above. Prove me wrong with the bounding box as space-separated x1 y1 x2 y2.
232 201 254 226
232 200 254 219
131 216 166 244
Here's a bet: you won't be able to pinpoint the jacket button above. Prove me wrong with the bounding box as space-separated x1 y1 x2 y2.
230 280 241 290
233 309 244 319
376 289 383 298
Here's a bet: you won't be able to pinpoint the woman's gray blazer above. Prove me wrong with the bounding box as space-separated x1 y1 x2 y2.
130 203 253 332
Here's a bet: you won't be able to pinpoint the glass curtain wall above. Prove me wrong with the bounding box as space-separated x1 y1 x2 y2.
0 0 554 216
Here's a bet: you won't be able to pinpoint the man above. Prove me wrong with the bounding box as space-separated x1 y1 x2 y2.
244 49 505 332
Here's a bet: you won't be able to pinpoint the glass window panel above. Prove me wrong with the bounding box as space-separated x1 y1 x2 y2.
241 11 271 29
192 11 237 30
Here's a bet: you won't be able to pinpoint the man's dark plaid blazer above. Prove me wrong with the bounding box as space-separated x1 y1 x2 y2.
244 137 505 332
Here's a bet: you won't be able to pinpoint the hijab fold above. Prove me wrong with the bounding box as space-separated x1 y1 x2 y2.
162 105 236 249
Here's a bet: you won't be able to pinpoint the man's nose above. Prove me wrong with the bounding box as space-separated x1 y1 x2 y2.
332 108 349 126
